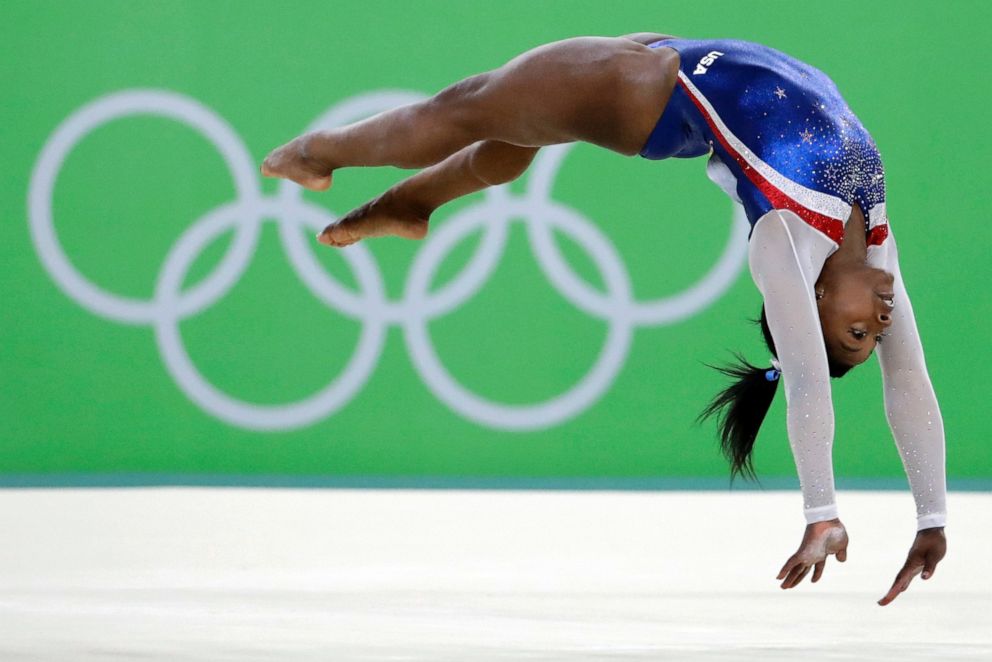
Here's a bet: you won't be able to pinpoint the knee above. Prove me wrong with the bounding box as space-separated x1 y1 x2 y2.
427 73 494 136
433 72 491 104
469 142 536 186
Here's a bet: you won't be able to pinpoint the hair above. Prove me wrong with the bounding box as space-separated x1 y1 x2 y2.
699 306 853 481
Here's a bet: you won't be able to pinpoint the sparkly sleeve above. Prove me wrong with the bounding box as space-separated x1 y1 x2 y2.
748 210 841 524
872 230 947 530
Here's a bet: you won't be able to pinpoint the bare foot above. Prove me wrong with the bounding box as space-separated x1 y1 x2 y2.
261 132 334 191
318 192 430 247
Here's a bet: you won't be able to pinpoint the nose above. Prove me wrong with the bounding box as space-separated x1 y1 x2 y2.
878 311 892 326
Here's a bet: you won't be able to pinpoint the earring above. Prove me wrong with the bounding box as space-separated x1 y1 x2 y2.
815 290 825 300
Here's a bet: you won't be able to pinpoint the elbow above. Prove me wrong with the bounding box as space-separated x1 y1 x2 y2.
881 362 934 390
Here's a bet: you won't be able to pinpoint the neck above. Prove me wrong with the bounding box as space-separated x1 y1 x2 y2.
822 204 868 274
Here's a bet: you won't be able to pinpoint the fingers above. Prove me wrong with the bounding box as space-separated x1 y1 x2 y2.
877 580 908 606
779 561 812 589
779 564 802 589
777 555 800 581
922 554 939 580
778 522 851 591
878 561 923 606
778 549 843 589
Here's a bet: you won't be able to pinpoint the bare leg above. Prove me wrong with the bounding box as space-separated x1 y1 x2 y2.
319 140 538 246
261 36 679 192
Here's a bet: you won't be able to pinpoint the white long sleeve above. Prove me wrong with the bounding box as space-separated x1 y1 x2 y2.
868 228 947 530
748 210 841 523
749 210 948 529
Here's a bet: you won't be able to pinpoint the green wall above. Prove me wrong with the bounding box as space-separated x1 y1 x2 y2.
1 0 989 487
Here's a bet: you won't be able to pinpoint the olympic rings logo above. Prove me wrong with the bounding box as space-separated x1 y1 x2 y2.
28 89 749 432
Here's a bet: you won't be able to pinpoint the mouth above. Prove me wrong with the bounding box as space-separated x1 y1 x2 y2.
877 292 895 308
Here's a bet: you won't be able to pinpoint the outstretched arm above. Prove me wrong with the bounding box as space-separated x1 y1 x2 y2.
874 229 947 528
749 210 851 588
872 227 947 605
749 210 840 522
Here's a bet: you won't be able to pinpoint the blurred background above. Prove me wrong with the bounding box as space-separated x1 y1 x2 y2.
3 3 991 660
2 0 990 490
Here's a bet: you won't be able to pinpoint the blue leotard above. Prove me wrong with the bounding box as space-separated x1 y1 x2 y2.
641 38 888 247
639 40 945 532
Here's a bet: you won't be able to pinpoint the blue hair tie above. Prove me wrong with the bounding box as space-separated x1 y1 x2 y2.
765 357 782 382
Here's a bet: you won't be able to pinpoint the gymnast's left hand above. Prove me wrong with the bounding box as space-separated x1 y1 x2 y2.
877 527 946 606
777 518 849 590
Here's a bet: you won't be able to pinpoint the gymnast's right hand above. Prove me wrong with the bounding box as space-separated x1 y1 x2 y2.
777 518 849 589
261 132 334 192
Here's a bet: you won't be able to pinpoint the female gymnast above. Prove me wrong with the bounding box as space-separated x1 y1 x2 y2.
261 34 946 605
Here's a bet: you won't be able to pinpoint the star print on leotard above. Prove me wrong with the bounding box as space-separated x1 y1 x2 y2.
640 38 889 246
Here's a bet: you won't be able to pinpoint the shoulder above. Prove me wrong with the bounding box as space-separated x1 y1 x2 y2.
750 210 838 256
748 210 838 287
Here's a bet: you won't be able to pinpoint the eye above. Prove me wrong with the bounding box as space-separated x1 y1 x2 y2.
850 329 867 341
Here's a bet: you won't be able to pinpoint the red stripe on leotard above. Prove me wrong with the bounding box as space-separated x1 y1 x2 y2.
676 78 846 244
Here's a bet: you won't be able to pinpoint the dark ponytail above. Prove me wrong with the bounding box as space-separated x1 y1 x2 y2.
698 306 780 480
700 306 855 480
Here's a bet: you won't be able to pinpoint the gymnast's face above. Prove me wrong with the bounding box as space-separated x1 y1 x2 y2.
816 267 895 367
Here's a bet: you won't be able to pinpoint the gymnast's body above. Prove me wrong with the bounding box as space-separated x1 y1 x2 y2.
261 33 947 605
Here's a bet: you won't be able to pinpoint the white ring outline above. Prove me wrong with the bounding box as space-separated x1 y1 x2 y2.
153 198 386 430
27 88 748 432
526 144 750 325
27 89 261 325
402 196 634 429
